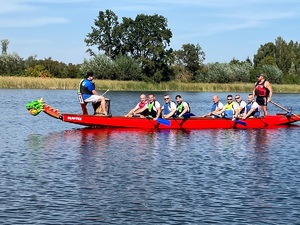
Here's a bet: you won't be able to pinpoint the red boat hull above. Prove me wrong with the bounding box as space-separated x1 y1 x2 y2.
59 113 300 129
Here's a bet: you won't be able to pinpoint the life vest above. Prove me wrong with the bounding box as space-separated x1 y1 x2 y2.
246 101 260 117
224 102 235 118
163 101 176 115
147 100 160 118
176 101 190 116
255 80 269 97
138 100 148 109
79 79 94 95
211 102 221 112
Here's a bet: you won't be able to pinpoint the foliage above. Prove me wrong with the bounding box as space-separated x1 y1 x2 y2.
1 39 9 54
174 43 205 79
113 56 143 80
253 36 300 83
0 52 24 75
198 62 252 83
85 9 121 58
259 65 283 84
81 54 115 79
85 10 173 82
24 65 52 77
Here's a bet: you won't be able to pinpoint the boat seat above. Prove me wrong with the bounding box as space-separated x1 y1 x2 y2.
77 92 88 115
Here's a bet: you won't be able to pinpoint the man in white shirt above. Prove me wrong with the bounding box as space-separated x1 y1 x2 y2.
242 94 260 119
234 95 247 118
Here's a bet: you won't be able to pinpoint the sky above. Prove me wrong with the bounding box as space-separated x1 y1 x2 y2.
1 0 300 64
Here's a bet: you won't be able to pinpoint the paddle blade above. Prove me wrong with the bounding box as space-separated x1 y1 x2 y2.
157 118 171 126
234 119 247 126
182 113 196 118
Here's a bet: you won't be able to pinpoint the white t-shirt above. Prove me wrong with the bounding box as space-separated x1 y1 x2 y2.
249 101 259 110
238 100 247 110
215 102 224 111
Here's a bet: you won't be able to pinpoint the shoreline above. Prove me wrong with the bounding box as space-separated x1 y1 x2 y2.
1 76 300 93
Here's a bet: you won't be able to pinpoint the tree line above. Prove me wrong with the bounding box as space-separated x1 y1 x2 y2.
1 9 300 84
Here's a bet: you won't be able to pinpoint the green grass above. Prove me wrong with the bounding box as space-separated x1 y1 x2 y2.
1 76 300 93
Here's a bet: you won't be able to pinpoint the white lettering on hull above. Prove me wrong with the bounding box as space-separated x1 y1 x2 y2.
67 116 82 121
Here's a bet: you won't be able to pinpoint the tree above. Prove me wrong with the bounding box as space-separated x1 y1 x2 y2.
174 43 205 79
81 54 115 79
0 52 24 75
253 42 276 68
85 9 121 58
1 39 9 54
120 13 173 81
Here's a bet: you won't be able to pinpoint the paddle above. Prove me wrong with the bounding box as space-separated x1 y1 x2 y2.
211 113 247 126
147 116 171 126
233 119 247 126
101 89 109 96
270 101 300 119
157 118 171 126
181 113 196 118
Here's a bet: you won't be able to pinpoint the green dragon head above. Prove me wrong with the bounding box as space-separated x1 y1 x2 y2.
26 98 44 116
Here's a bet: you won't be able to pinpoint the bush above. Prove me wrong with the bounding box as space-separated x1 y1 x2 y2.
114 56 143 80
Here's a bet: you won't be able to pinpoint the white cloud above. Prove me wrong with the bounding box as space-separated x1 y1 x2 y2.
0 17 69 27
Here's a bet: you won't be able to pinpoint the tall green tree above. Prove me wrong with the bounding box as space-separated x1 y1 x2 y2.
274 36 291 74
120 14 173 81
174 43 205 79
253 42 276 68
85 9 121 58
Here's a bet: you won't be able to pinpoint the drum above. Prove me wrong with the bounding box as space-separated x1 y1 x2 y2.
93 98 110 115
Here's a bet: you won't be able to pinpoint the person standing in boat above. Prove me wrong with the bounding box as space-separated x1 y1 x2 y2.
202 95 224 117
233 94 247 118
175 95 190 117
253 73 273 116
242 94 260 119
125 94 148 117
161 94 177 118
215 94 239 118
79 71 108 116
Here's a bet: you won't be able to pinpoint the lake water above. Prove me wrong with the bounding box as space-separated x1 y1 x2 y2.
1 89 300 224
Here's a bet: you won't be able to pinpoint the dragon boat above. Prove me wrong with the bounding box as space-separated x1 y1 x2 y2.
26 97 300 129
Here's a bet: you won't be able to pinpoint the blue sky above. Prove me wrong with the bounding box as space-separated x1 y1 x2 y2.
1 0 299 64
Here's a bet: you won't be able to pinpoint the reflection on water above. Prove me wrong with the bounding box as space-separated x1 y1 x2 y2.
14 127 300 224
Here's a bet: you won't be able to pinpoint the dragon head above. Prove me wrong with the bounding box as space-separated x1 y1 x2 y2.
26 98 44 116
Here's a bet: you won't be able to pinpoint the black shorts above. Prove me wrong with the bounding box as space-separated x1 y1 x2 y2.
256 96 267 106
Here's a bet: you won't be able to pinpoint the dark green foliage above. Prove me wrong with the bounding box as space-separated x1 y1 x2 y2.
253 36 300 83
0 53 24 75
174 43 205 79
114 56 143 80
85 10 173 82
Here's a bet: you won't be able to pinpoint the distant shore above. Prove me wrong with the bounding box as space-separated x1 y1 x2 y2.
1 76 300 93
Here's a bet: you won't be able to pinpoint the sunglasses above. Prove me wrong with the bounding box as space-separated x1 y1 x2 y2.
164 98 169 100
235 97 240 100
227 98 233 100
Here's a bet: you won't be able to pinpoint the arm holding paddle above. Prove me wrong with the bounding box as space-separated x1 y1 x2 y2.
163 107 176 118
125 104 147 117
125 105 139 117
153 106 162 121
242 106 258 120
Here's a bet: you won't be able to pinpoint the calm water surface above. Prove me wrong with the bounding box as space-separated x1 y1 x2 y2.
1 89 300 224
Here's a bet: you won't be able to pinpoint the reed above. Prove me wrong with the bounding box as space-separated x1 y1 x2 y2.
1 76 300 93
